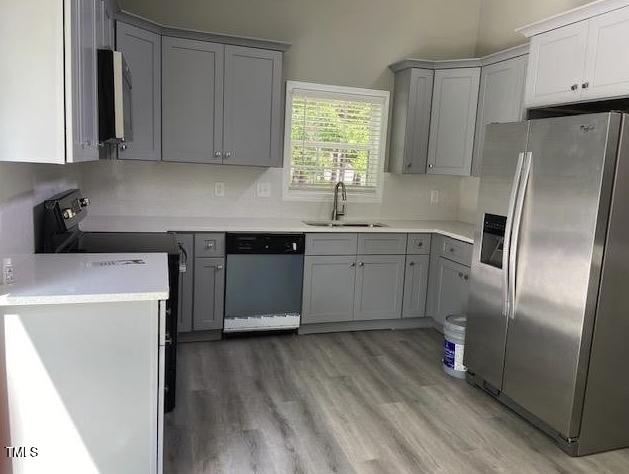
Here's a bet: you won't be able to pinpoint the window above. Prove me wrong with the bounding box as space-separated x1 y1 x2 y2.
283 81 390 202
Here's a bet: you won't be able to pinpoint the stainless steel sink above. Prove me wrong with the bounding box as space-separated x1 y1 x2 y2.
303 220 387 228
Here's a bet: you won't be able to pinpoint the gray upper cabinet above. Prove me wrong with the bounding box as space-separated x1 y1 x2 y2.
402 254 430 319
354 255 405 321
427 67 480 176
223 46 283 167
175 233 194 333
389 68 434 174
162 37 224 164
471 55 527 176
433 257 470 327
193 257 225 331
116 22 162 161
302 256 357 324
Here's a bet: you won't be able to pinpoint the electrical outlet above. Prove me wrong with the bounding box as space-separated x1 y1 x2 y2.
257 182 271 198
214 182 225 197
430 190 439 204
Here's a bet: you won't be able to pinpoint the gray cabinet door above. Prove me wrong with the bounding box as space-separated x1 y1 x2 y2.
402 255 430 319
471 55 527 176
302 256 356 324
354 255 405 321
162 37 224 164
175 234 194 333
223 46 283 167
427 67 480 176
193 257 225 331
434 257 470 326
389 68 434 174
68 0 100 162
116 22 161 161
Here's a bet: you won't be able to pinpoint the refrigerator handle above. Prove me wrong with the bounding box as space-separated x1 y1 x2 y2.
508 151 532 320
503 152 525 317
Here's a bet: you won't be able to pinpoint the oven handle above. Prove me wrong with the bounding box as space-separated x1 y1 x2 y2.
177 242 188 273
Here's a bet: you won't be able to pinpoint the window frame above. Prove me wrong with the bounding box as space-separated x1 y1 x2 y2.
282 81 390 203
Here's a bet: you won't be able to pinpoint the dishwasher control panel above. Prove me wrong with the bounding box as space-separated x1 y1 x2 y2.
226 233 305 254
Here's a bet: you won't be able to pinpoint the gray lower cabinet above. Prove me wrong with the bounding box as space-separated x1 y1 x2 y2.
174 233 194 333
302 256 356 324
433 257 470 326
162 37 224 164
116 22 161 161
223 46 283 167
402 254 430 318
353 255 405 321
193 257 225 330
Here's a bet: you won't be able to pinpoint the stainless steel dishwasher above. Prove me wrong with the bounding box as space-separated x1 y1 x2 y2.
224 233 305 332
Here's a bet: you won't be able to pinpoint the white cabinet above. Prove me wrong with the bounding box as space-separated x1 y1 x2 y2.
427 68 480 176
524 22 589 107
0 0 101 163
472 55 528 176
583 6 629 101
523 5 629 107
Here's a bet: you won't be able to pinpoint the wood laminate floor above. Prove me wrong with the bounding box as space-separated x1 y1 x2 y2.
165 329 629 473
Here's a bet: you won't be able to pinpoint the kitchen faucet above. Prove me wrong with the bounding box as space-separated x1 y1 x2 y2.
331 181 347 221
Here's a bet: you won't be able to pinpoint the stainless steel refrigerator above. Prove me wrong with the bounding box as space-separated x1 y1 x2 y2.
465 112 629 456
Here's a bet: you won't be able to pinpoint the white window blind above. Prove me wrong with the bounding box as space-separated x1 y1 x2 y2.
283 82 389 201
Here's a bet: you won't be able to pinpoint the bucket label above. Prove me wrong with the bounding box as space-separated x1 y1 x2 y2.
443 340 467 372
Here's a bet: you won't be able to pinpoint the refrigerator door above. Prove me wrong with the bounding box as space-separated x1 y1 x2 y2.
502 113 621 438
465 121 529 390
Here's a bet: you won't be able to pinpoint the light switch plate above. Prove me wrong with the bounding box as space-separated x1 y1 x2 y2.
257 182 271 198
430 190 439 204
214 182 225 197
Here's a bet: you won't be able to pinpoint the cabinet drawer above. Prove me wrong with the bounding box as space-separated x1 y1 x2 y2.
305 233 357 255
406 234 431 255
440 236 472 266
194 233 225 257
358 233 407 255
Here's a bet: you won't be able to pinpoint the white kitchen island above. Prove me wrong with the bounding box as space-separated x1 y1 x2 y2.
0 253 169 474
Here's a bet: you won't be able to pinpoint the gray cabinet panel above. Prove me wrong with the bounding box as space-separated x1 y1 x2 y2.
305 233 358 256
406 233 432 255
434 257 470 326
354 255 405 321
402 254 430 319
175 234 194 333
116 22 161 161
194 233 226 257
440 236 473 266
426 233 443 319
302 256 356 324
389 68 434 174
193 257 225 331
358 233 407 255
223 46 283 167
162 37 224 164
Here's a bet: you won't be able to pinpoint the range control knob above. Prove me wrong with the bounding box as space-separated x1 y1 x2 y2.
62 208 76 220
78 197 90 208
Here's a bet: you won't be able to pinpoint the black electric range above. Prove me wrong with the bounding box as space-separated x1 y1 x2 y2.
35 189 184 413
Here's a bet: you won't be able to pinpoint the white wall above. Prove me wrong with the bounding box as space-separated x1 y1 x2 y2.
0 163 79 256
79 160 462 221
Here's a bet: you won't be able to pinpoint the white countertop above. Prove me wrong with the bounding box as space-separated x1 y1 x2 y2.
81 216 475 243
0 253 170 306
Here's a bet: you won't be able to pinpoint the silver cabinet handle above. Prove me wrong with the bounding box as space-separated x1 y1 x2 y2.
120 143 128 151
416 242 423 247
358 262 364 267
214 151 222 158
224 152 232 159
570 83 579 91
216 264 224 271
205 240 215 250
428 163 434 168
350 262 356 268
582 82 590 89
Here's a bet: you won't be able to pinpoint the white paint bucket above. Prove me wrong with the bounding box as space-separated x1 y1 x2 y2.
442 314 467 379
